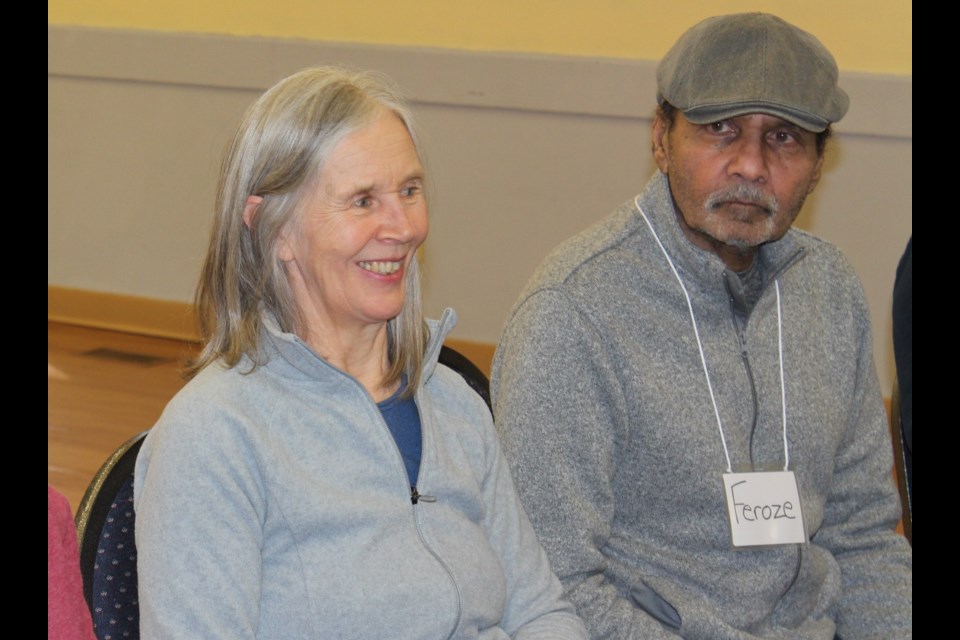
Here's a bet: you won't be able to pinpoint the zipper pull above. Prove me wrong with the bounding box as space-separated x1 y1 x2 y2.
410 487 437 504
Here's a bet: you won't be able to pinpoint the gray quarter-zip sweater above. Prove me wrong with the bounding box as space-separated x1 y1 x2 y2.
492 172 912 639
134 308 587 640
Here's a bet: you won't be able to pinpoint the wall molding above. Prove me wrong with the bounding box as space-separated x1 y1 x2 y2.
48 286 200 342
48 24 910 139
48 286 495 375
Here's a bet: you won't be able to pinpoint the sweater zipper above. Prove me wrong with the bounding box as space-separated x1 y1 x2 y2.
407 393 436 505
368 387 434 506
724 247 803 470
410 487 437 505
405 391 460 640
728 304 761 469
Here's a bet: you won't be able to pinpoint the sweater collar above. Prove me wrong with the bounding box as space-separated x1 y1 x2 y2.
258 307 458 388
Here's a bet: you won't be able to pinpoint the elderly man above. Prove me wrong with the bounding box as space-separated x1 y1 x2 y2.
492 13 912 639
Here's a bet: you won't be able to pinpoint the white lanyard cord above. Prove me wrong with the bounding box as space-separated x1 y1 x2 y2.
636 206 732 472
775 280 789 470
636 202 789 473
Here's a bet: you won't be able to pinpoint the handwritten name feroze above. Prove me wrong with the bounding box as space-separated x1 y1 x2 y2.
722 471 806 547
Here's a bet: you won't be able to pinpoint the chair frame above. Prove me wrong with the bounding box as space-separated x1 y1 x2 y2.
889 381 912 545
74 429 150 613
439 344 492 413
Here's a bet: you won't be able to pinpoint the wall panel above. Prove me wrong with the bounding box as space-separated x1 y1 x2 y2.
49 25 912 391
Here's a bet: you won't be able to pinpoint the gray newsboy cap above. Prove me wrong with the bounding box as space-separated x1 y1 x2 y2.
657 13 849 132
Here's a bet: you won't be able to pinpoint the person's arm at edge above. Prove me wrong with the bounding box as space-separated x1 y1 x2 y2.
469 382 588 639
814 263 912 638
48 484 98 640
492 288 680 640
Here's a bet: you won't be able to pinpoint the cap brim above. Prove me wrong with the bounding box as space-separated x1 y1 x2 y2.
682 102 830 133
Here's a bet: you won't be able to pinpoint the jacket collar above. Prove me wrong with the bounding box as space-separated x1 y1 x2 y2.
257 307 458 389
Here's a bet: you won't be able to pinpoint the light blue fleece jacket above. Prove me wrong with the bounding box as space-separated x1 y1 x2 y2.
492 172 912 639
134 308 587 640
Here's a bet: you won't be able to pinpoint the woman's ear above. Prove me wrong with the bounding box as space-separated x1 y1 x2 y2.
242 195 264 229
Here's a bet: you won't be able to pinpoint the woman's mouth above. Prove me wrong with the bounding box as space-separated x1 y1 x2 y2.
359 260 402 275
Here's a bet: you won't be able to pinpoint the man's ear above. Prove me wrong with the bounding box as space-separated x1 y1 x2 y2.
242 195 264 229
652 115 670 174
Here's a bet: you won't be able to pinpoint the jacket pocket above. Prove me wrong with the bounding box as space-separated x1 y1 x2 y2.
629 581 681 630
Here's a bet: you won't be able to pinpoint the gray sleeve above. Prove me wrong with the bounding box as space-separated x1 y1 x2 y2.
815 275 913 638
476 395 589 640
492 288 680 640
134 405 268 640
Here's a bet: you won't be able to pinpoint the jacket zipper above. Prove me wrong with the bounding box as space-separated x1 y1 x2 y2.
411 487 437 504
723 247 804 470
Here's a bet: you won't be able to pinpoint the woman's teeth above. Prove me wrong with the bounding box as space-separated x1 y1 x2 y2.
359 260 401 275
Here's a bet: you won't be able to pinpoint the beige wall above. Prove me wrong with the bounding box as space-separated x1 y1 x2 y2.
48 0 911 74
48 5 911 395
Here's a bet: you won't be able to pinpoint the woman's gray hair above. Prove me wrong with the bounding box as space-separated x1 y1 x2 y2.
188 66 428 395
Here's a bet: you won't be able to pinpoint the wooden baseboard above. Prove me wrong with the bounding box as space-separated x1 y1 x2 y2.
48 286 200 342
48 285 495 375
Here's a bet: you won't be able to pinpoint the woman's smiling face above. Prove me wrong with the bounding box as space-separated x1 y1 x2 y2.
278 108 428 338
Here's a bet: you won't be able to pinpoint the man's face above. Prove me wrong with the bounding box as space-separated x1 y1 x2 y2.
653 111 824 270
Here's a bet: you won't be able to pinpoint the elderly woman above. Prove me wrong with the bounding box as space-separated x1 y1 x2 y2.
132 66 587 640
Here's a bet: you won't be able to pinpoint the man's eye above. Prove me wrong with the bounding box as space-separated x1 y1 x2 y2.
401 186 421 198
353 196 372 208
709 121 730 133
774 131 796 143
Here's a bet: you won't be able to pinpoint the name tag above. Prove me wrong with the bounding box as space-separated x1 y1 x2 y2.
722 471 806 547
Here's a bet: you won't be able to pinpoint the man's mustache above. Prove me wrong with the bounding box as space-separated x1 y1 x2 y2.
705 184 778 214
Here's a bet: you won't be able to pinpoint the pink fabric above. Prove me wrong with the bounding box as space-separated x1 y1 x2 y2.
48 485 97 640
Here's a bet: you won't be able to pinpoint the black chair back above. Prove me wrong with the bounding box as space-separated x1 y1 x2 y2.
439 345 492 413
75 430 148 640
